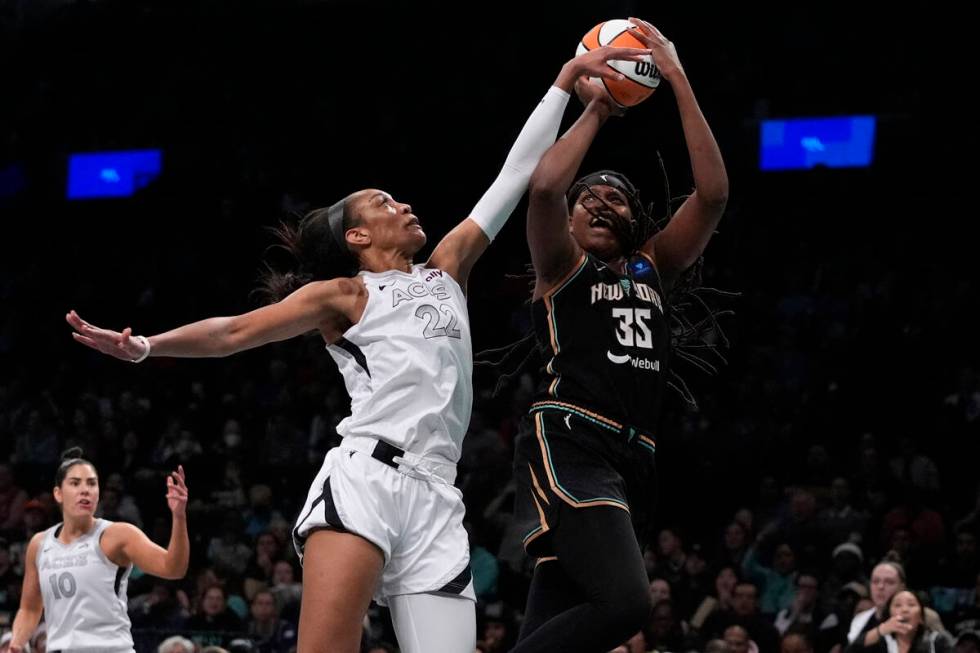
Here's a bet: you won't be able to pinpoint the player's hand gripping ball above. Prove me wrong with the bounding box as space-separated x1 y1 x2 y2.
577 19 661 107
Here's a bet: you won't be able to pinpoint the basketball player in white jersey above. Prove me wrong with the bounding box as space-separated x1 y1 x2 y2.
8 449 189 653
63 45 652 653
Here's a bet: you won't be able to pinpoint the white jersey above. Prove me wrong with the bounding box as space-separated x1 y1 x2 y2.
36 519 134 652
328 264 473 466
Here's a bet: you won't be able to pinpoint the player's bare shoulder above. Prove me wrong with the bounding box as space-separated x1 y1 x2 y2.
307 275 368 337
25 530 45 560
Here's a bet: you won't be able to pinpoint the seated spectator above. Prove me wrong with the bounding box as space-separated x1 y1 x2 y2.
654 527 693 599
822 543 869 613
207 511 252 578
119 429 150 477
818 478 870 549
888 437 941 497
781 632 814 653
932 531 980 616
743 527 799 617
703 581 780 653
205 461 248 512
774 573 827 637
845 590 953 653
130 581 189 633
691 565 740 631
97 487 141 527
881 485 947 571
214 418 245 459
12 408 59 468
644 598 695 653
268 560 302 622
186 585 246 648
721 522 751 569
736 509 757 540
886 527 915 576
154 419 203 468
819 581 870 653
651 577 672 606
725 624 758 653
847 561 908 647
684 542 713 604
246 590 296 653
243 485 284 540
103 473 144 526
778 490 823 569
243 532 283 600
477 602 517 653
949 573 980 636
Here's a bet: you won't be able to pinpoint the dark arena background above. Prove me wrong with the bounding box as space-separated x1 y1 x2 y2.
1 1 978 652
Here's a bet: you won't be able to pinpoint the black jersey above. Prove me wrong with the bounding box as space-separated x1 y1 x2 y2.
531 251 670 439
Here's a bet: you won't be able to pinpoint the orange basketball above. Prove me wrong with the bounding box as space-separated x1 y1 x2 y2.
576 19 661 107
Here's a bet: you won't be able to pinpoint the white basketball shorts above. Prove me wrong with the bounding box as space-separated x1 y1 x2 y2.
292 440 475 605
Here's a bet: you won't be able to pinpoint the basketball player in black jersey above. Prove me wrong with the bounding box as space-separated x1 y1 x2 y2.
510 19 729 653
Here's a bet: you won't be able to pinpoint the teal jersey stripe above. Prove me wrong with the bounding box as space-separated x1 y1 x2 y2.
531 403 620 435
532 403 657 457
537 414 629 509
522 525 543 543
638 440 657 455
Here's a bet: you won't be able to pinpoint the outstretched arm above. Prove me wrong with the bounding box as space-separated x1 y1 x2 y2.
528 85 619 299
66 277 358 361
102 465 189 579
428 45 650 288
629 19 729 287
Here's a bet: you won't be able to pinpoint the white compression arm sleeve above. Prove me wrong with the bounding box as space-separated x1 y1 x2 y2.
469 85 571 241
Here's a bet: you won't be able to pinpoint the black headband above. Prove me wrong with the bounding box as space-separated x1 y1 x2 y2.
567 170 644 219
326 198 348 252
573 171 635 196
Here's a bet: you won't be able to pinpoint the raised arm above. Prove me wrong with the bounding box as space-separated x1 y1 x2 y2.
66 276 360 361
629 19 729 287
101 465 189 580
428 45 651 288
527 86 618 299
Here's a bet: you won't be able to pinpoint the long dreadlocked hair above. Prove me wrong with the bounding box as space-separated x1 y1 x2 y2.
476 156 736 409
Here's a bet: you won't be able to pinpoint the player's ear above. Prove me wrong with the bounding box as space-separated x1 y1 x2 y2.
346 226 371 248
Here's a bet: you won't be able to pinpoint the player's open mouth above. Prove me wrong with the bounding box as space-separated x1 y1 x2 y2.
589 215 615 229
407 216 422 229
